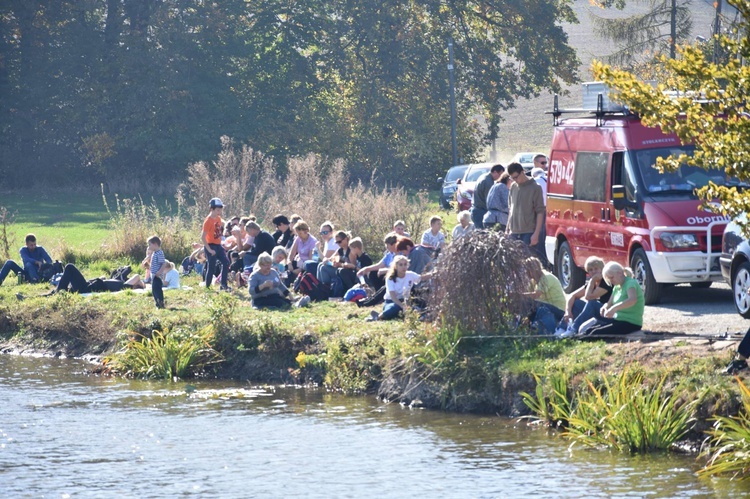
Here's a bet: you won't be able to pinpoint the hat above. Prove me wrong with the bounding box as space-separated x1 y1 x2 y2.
209 198 224 209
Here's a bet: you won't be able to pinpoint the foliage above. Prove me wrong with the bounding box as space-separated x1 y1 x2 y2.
184 145 433 254
521 372 574 427
428 230 535 334
699 377 750 480
593 0 750 233
109 325 222 381
564 369 697 453
101 186 194 263
0 0 580 189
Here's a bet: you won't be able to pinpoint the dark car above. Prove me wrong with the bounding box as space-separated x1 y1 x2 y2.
720 216 750 318
438 164 469 209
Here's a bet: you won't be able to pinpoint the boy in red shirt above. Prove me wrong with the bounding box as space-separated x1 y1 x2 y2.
201 198 231 291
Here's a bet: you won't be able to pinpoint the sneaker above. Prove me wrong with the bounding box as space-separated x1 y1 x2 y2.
366 310 379 322
558 327 577 339
15 293 25 301
553 327 568 337
295 295 311 308
723 359 748 375
220 286 232 292
155 299 165 309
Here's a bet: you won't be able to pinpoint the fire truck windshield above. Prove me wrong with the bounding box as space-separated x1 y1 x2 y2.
632 146 747 194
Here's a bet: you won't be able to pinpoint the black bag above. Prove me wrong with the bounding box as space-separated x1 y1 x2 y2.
293 271 329 302
110 265 132 282
38 260 64 283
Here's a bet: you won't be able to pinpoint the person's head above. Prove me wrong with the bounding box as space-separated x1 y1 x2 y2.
349 237 363 256
272 214 290 232
147 235 162 251
584 256 605 277
525 256 544 281
165 260 175 271
319 222 334 240
289 214 302 234
533 154 548 171
457 210 472 227
395 236 415 255
334 230 350 249
429 215 443 232
490 163 505 180
25 233 37 250
499 172 511 186
384 233 398 253
294 220 310 239
208 197 224 215
245 221 261 236
602 261 629 286
229 216 240 225
271 246 288 264
387 254 410 281
224 220 234 236
239 216 251 228
507 162 526 183
393 220 407 236
257 252 273 274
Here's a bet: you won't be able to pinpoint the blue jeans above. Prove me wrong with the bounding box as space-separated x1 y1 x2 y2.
205 244 229 289
317 262 336 285
304 260 319 275
570 299 603 332
471 207 487 230
510 232 533 245
0 260 24 286
534 301 565 334
381 299 403 321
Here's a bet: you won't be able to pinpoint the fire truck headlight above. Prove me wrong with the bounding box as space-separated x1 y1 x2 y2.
660 232 699 249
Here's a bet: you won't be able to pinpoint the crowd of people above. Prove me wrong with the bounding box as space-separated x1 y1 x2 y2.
0 160 646 337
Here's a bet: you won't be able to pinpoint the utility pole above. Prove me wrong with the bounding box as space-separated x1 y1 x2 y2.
670 0 677 59
448 39 458 166
713 0 723 64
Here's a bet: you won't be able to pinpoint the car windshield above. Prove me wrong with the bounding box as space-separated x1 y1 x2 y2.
465 167 490 182
517 154 534 163
632 146 748 194
446 166 468 182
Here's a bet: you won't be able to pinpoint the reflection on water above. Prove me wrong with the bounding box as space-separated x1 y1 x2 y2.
0 354 747 498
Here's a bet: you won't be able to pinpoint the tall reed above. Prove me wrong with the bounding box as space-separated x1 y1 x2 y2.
699 378 750 480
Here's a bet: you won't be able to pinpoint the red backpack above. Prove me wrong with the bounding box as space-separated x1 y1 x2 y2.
293 271 330 302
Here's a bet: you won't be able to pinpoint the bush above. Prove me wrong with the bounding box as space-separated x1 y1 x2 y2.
429 230 535 334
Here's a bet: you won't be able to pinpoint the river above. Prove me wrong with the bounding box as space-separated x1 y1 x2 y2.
1 354 748 498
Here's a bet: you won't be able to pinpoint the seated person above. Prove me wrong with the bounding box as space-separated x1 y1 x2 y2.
523 256 566 334
271 215 293 248
0 234 52 285
724 326 750 374
557 256 612 337
395 237 432 275
367 255 421 321
248 252 293 309
317 231 355 294
421 216 446 254
285 214 303 251
347 237 373 287
451 211 475 241
181 244 206 276
357 233 398 290
305 221 337 275
578 262 644 336
241 222 276 268
288 220 317 279
392 220 410 238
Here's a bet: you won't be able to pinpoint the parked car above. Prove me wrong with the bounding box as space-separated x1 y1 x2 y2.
511 152 546 175
438 164 469 209
455 163 492 212
720 217 750 318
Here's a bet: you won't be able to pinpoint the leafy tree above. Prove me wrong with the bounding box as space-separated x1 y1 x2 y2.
593 0 750 229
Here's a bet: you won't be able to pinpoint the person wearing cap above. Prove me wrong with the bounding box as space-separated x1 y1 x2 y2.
271 214 293 248
201 198 231 291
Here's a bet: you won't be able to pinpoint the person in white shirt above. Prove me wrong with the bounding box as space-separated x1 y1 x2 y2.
421 216 445 253
367 255 420 321
452 210 475 240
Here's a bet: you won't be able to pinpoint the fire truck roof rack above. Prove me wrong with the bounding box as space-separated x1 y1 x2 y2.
548 82 632 126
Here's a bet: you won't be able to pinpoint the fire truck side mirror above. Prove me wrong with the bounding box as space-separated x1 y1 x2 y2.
612 185 626 211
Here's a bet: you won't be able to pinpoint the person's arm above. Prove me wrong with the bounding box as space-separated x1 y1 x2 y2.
530 188 545 245
583 276 608 302
389 289 405 310
39 247 52 264
288 237 299 264
564 283 587 318
201 226 216 256
603 286 638 318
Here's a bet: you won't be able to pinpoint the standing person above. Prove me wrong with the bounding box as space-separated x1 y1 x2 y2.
531 154 550 268
471 163 505 229
0 234 52 285
580 262 644 336
506 162 545 258
483 172 511 231
202 197 231 291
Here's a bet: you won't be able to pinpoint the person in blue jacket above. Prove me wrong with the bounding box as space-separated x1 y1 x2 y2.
0 234 52 285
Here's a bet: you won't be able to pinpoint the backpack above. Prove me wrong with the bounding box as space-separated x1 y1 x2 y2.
293 271 329 302
38 261 64 283
110 265 132 282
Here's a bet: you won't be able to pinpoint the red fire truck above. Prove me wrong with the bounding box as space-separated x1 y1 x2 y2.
545 83 744 304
